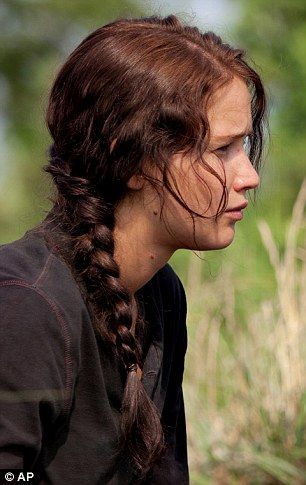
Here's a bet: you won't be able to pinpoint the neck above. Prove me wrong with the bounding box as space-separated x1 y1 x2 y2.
113 196 174 296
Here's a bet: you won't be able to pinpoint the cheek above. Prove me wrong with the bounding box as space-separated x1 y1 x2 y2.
161 153 227 224
183 160 226 215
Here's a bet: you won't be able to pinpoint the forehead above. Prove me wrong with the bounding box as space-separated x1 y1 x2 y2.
208 77 252 137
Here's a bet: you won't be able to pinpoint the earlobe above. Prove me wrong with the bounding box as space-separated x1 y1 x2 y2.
110 139 145 190
127 174 145 190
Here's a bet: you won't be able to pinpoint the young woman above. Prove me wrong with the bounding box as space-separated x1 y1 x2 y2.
0 14 267 485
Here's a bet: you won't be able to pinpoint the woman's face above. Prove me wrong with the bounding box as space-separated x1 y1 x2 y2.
147 76 261 252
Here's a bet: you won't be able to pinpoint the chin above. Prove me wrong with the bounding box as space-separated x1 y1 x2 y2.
190 228 236 251
201 240 234 251
214 238 235 250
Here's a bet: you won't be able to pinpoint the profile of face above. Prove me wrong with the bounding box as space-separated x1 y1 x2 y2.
132 76 260 252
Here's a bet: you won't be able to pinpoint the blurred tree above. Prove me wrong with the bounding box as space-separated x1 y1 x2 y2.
0 0 143 242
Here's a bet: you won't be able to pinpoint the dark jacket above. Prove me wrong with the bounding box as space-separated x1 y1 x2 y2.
0 228 189 484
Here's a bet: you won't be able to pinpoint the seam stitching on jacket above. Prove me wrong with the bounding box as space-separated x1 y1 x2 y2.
33 253 53 287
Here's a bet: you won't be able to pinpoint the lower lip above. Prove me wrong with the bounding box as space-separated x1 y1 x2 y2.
225 210 244 220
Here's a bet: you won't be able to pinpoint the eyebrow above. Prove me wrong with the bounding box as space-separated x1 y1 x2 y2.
213 128 253 142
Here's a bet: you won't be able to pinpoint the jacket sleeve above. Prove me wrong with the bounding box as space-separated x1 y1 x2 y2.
145 271 189 484
0 283 71 470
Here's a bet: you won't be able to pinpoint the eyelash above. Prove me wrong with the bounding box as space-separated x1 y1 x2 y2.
215 137 250 155
215 144 231 154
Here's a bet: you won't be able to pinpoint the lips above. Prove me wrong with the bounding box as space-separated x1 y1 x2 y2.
225 201 248 212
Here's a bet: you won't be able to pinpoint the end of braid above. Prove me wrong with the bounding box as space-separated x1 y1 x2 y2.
120 372 166 478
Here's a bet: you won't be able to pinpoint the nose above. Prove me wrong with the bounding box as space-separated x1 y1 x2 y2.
232 152 260 193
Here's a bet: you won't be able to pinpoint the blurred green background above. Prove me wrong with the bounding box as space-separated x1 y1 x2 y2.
1 0 305 483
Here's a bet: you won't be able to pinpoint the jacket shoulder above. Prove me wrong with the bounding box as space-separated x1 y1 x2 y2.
0 229 87 356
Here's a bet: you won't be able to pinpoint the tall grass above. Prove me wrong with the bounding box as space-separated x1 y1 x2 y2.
184 179 306 484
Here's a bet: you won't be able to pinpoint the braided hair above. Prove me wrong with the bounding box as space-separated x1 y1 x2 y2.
40 14 267 479
41 146 163 476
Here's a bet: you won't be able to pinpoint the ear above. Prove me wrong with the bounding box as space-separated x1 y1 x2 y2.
110 139 145 190
127 174 145 191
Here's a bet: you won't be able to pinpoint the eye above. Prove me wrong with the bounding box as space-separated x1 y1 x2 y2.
215 143 231 155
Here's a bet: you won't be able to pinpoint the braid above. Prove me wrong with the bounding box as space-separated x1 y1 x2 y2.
42 147 166 477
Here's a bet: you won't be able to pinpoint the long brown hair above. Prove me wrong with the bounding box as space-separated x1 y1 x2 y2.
41 14 267 479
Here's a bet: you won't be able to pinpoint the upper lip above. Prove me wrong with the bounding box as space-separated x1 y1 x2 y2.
226 201 248 212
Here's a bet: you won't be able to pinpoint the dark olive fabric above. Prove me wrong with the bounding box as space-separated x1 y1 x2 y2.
0 228 189 484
